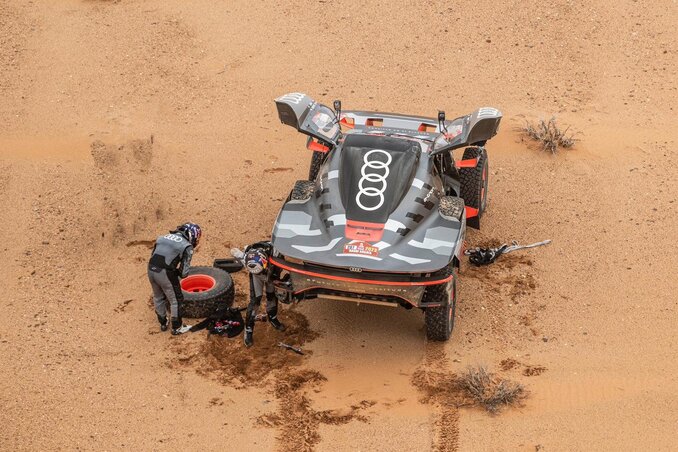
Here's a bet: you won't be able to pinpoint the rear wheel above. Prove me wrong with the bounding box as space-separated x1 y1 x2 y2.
424 267 457 341
180 266 234 318
459 147 489 229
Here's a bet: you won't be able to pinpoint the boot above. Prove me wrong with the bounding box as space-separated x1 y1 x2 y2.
269 314 286 332
244 327 254 347
171 317 191 335
157 313 168 332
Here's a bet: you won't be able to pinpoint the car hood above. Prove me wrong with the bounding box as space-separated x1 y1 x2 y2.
272 136 465 274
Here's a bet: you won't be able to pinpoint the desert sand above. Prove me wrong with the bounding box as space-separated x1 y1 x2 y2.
1 0 676 450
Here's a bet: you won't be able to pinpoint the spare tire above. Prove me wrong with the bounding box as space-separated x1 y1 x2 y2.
180 266 234 318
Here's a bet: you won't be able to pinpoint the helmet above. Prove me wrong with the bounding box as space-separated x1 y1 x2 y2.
175 222 202 247
244 247 269 274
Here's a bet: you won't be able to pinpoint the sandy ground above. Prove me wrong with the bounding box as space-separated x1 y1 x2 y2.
1 0 677 450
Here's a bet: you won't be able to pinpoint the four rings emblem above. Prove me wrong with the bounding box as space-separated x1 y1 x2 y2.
355 149 392 211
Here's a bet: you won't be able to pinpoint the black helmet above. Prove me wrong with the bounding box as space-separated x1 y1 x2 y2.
174 223 202 247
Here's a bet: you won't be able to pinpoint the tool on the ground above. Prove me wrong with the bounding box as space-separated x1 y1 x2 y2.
278 342 304 355
190 306 246 337
465 240 551 266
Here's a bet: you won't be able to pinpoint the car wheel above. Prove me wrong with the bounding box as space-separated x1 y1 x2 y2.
424 267 457 341
180 266 234 318
459 146 489 228
308 151 325 180
290 180 316 201
439 196 465 221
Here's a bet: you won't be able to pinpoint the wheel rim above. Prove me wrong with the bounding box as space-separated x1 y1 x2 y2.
181 274 216 293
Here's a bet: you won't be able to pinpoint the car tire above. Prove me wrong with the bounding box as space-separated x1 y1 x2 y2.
308 151 325 180
459 146 488 229
180 266 234 318
424 267 457 341
290 180 316 201
439 196 465 221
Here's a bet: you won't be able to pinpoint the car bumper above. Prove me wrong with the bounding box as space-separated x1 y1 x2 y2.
269 256 451 308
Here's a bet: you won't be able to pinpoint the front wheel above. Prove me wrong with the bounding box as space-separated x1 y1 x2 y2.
423 268 457 341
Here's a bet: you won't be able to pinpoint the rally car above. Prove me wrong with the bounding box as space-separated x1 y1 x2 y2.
267 93 501 340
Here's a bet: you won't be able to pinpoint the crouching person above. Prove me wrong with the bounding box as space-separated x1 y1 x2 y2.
148 222 201 335
242 241 285 347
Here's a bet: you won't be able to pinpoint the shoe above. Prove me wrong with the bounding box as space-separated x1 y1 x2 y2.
171 324 192 335
157 314 168 332
244 329 253 347
269 315 286 332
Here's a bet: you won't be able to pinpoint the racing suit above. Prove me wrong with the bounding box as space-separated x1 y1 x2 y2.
245 270 280 336
147 232 193 330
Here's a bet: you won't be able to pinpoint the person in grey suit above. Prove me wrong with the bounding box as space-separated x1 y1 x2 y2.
148 223 202 335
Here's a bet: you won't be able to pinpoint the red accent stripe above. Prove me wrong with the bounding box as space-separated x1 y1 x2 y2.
307 140 330 153
465 206 479 218
270 257 453 287
455 158 479 168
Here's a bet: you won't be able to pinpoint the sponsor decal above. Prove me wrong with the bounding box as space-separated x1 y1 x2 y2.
343 240 379 257
356 149 392 211
444 124 463 140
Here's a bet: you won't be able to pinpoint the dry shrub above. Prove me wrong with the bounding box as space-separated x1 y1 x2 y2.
520 117 577 154
460 366 527 413
413 364 527 415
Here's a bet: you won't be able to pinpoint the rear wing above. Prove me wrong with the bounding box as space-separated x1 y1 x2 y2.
340 110 441 136
340 108 502 153
274 92 501 152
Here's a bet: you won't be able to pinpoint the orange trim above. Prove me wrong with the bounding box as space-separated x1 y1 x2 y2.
307 140 330 153
340 117 355 129
465 206 479 218
270 257 453 287
455 158 478 168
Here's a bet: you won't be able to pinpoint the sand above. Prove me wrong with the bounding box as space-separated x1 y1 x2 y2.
1 0 676 450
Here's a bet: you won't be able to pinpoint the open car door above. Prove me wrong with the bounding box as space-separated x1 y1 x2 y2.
275 93 341 146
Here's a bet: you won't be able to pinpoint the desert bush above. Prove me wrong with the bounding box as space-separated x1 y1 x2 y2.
520 117 577 154
459 366 527 413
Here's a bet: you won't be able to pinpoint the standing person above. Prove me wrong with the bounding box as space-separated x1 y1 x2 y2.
242 241 286 347
148 222 201 335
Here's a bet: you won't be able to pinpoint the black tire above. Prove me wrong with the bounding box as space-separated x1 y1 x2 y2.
180 266 234 318
459 147 489 229
439 196 465 220
290 180 315 201
424 266 457 341
308 151 325 180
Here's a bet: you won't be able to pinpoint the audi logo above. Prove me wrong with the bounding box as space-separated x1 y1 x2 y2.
356 149 392 211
